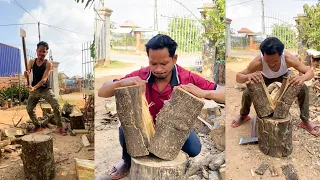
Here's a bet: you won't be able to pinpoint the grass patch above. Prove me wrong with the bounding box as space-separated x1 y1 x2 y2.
229 56 251 62
95 60 135 70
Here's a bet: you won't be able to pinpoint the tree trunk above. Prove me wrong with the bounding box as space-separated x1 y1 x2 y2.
21 134 55 180
257 115 292 157
247 81 274 118
273 85 302 119
148 87 204 160
114 85 155 157
130 151 187 180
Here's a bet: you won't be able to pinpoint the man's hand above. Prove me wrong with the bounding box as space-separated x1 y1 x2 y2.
289 74 305 86
246 72 263 84
180 83 205 98
119 76 147 92
24 71 30 78
28 86 35 92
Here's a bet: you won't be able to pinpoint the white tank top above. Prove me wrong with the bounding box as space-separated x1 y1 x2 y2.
261 52 289 79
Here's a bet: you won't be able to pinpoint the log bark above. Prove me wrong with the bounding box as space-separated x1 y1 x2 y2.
148 87 204 160
257 116 292 157
130 151 187 180
247 81 274 117
273 84 302 118
21 134 55 180
114 85 155 157
42 107 52 117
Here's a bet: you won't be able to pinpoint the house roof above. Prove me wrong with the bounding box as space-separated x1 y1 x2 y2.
120 21 140 28
237 28 254 33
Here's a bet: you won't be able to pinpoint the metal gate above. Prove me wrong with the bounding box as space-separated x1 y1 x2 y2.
158 0 204 57
265 11 298 54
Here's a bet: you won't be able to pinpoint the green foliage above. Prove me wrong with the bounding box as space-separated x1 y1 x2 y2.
90 39 95 59
74 0 94 9
297 1 320 50
202 0 226 60
0 85 29 102
271 24 298 49
167 17 203 52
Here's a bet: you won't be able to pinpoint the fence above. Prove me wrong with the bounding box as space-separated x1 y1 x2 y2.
82 41 94 94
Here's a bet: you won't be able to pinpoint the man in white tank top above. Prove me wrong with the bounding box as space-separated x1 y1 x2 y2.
231 37 319 136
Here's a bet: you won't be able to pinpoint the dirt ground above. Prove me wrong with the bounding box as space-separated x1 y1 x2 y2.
226 60 320 180
0 92 93 180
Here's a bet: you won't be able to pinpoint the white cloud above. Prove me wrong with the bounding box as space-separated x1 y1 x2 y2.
19 0 94 77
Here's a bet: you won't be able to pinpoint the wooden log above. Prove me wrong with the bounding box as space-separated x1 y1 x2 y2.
257 115 292 157
247 80 274 117
42 107 52 117
130 151 187 180
70 116 85 129
21 134 55 180
148 87 204 160
273 84 302 118
75 158 94 180
114 85 155 157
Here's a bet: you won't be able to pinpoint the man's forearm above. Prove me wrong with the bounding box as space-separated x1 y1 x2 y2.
236 73 248 83
203 86 225 103
302 69 314 81
98 81 121 98
33 79 47 89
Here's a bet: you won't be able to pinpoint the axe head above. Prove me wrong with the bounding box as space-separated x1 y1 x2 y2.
239 137 258 145
20 28 26 37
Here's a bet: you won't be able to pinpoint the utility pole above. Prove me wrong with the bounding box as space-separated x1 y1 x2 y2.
38 22 41 42
261 0 265 35
154 0 158 31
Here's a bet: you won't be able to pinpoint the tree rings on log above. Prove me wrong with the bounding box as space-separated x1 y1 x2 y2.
257 115 292 157
21 134 55 180
130 151 187 180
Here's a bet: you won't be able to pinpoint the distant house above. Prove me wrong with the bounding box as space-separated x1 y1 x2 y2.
231 28 264 50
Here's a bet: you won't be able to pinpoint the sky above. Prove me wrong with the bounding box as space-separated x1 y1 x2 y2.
226 0 318 34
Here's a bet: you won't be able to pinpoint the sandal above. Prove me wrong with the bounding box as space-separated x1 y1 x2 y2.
109 160 130 179
299 121 320 136
231 115 251 128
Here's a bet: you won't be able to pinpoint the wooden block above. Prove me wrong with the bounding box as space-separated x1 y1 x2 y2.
75 158 94 180
130 151 187 180
281 164 298 180
70 116 85 129
247 80 274 117
73 129 89 134
114 85 155 157
148 87 204 160
21 134 55 180
257 115 292 157
273 84 302 118
81 135 90 147
255 162 269 175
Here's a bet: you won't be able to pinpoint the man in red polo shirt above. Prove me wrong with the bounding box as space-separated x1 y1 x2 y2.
98 34 225 179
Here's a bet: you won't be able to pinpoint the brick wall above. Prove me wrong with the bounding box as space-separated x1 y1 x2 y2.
0 75 27 89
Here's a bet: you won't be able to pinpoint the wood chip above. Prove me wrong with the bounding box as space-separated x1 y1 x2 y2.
282 164 298 180
269 166 280 177
255 162 269 175
81 135 90 147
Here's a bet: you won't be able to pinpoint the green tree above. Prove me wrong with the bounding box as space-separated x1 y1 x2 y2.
167 17 203 53
202 0 226 60
297 1 320 50
271 24 298 49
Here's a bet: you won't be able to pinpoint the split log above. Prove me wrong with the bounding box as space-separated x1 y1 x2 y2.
21 134 55 180
75 158 94 180
148 87 204 160
257 115 292 157
70 116 85 129
130 151 187 180
273 84 302 118
247 80 274 117
42 107 52 117
114 85 155 157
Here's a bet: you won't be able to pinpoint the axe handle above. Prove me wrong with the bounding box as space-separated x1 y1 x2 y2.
22 37 30 86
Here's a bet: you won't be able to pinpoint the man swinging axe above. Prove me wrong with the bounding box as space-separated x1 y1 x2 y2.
23 40 66 136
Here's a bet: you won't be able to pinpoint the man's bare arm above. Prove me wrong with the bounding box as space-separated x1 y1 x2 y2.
236 55 262 83
24 59 34 78
286 51 314 82
202 85 225 103
33 61 52 89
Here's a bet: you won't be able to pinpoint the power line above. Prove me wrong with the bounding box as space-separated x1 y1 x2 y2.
40 23 93 36
10 0 38 22
60 52 82 63
227 0 257 7
47 26 84 43
0 23 37 26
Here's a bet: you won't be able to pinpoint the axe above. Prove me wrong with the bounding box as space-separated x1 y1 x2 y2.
20 28 30 86
239 116 259 145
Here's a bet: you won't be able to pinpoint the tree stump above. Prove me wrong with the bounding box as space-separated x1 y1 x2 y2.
130 151 187 180
257 115 292 157
148 87 204 160
21 134 55 180
114 85 155 157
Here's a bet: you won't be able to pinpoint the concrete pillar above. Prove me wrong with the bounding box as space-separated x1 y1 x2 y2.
51 61 60 98
102 8 113 66
249 35 253 50
295 14 308 65
135 32 141 52
225 18 232 61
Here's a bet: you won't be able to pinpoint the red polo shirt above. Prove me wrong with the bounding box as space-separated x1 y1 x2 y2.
115 64 217 122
